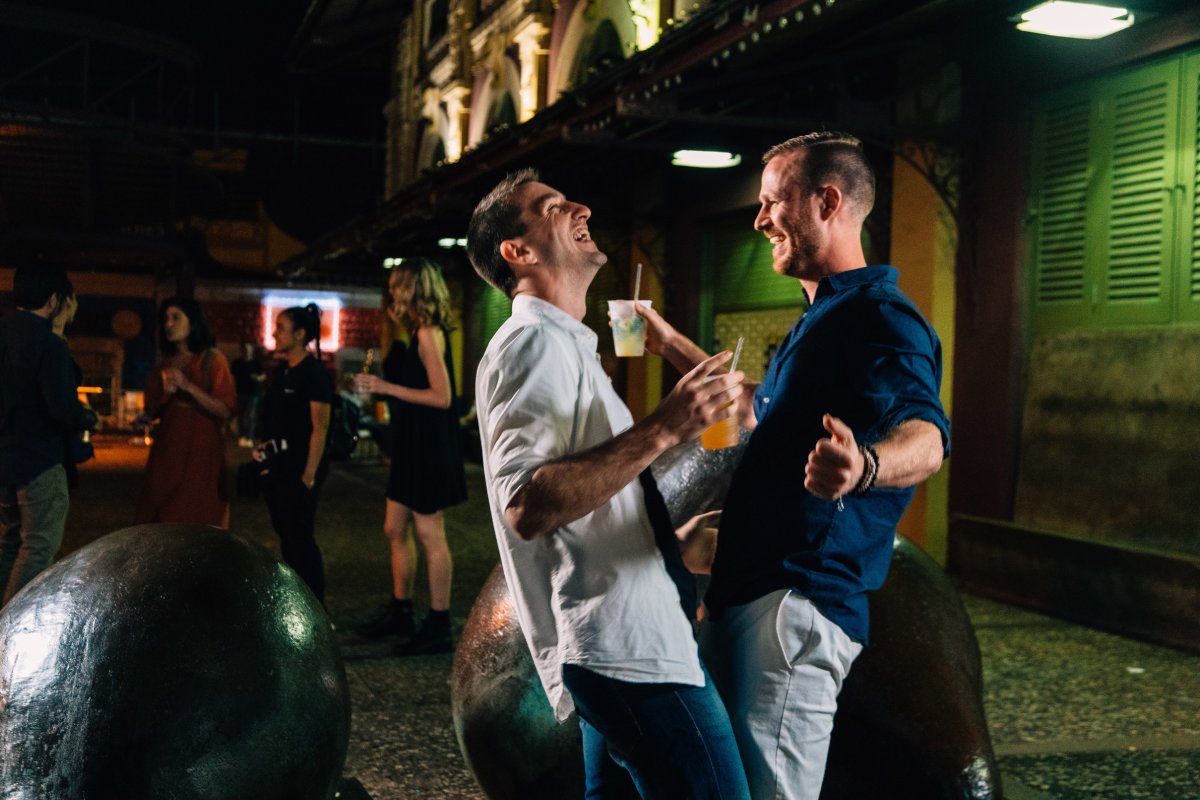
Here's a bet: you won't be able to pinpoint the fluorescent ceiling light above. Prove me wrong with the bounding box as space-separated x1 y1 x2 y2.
382 257 405 269
672 150 742 168
438 238 467 249
1016 1 1134 39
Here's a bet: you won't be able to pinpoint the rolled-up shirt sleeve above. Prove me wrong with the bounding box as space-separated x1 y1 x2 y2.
479 325 583 512
850 300 950 456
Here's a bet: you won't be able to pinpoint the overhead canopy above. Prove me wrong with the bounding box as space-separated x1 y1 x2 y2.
280 0 1200 279
0 4 219 272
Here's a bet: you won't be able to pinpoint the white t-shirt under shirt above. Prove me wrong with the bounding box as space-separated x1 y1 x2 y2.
475 294 704 721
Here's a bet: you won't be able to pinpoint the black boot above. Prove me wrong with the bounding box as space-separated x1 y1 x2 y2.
393 611 453 656
357 598 415 639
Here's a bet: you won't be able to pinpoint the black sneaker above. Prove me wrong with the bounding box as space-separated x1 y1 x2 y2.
392 615 453 656
356 599 415 639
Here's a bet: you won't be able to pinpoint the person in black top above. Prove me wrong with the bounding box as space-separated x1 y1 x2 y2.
231 342 265 447
0 265 97 604
354 259 466 654
257 304 333 603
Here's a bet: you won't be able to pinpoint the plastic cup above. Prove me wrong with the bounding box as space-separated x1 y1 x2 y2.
700 375 738 450
608 300 651 357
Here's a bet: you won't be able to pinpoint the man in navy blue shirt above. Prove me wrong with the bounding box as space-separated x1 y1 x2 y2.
0 265 98 604
638 131 950 799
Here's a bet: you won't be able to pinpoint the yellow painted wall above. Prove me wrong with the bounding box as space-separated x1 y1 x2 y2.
890 145 956 563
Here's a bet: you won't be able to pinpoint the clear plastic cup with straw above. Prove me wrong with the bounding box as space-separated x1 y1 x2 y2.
700 336 743 450
609 263 649 357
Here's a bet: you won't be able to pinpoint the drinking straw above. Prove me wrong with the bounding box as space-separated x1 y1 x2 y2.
730 336 744 373
633 263 642 303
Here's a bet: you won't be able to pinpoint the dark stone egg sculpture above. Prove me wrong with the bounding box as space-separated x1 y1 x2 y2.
0 524 350 800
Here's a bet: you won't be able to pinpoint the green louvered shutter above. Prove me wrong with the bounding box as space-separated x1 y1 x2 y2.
1030 56 1185 332
1030 90 1093 329
1182 52 1200 321
1095 61 1177 324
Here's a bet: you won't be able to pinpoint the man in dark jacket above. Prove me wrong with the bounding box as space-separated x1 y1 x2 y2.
0 265 97 604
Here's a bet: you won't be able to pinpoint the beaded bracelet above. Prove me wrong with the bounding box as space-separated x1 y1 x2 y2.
851 443 879 497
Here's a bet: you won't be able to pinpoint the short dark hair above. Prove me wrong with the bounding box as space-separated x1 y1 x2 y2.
158 296 216 356
13 264 73 311
763 131 875 217
466 168 540 297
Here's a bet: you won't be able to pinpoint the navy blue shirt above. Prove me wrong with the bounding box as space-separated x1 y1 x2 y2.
707 266 950 643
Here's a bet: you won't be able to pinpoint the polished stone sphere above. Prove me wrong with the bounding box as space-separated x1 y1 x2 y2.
0 524 350 799
451 440 1000 799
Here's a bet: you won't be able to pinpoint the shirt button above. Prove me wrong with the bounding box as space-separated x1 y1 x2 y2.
763 397 771 404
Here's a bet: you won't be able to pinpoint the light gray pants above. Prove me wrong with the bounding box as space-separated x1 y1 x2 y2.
700 589 862 800
0 465 70 605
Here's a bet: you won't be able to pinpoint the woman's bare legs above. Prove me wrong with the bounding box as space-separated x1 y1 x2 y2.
357 499 418 638
384 499 417 600
411 509 452 611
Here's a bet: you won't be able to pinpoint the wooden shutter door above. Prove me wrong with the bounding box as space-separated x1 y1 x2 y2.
1094 60 1179 325
1030 86 1094 330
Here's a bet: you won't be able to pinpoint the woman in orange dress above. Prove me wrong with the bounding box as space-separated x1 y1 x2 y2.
135 297 236 527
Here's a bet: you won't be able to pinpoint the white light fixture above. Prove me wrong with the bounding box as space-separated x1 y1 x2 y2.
437 237 467 249
262 293 343 352
382 257 405 269
1016 1 1134 39
671 149 743 168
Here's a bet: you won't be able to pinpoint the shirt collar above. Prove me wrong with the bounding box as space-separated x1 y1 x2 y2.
512 294 598 349
813 265 898 304
16 309 51 329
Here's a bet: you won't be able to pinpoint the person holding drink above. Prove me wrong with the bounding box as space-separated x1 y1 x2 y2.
633 132 950 800
467 168 750 799
354 259 466 655
135 297 236 528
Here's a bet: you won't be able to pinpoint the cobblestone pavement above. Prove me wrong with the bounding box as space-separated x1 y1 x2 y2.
59 435 1199 799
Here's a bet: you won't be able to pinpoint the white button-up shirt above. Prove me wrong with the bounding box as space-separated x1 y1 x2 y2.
476 295 704 721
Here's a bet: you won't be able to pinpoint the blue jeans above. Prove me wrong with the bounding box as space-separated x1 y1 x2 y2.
562 663 750 800
0 465 69 604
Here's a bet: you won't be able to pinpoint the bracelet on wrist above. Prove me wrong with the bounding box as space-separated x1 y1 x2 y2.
851 443 879 497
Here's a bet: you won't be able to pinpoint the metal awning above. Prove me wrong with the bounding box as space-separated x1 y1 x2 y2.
279 0 1200 278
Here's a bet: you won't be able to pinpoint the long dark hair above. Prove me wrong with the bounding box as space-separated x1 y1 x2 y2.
281 303 323 358
158 296 215 356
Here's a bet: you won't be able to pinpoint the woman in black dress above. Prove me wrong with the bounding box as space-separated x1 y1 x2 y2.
355 260 466 654
257 304 333 604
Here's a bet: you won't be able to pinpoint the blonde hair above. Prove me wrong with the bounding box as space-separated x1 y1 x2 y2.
389 259 455 334
380 288 409 352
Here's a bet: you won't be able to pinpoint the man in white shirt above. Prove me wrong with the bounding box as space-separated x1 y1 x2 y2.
467 168 751 800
